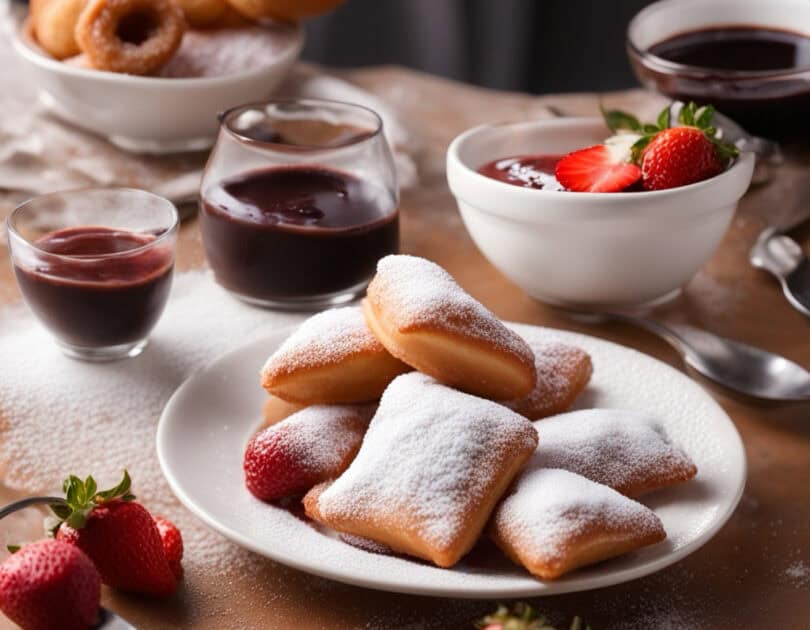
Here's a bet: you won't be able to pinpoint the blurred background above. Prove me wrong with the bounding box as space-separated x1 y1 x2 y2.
302 0 653 93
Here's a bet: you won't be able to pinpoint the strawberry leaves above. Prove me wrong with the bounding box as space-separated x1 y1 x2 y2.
52 471 136 531
476 602 590 630
602 101 740 167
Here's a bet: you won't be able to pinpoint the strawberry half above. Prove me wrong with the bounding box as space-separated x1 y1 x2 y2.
555 144 641 192
0 539 101 630
52 471 179 598
153 515 184 581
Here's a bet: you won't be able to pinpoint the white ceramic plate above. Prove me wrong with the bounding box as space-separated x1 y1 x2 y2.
157 323 746 598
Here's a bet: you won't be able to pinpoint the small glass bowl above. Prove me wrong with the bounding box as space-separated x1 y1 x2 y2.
627 0 810 141
7 188 179 361
199 98 399 310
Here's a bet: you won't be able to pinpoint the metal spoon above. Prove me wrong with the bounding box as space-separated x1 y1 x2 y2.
572 311 810 402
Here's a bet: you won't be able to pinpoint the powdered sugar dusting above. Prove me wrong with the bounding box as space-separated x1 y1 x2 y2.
317 372 537 550
368 255 534 366
0 269 303 576
160 25 298 78
529 409 696 496
493 468 664 567
255 404 374 475
157 322 744 596
261 306 382 379
503 324 592 418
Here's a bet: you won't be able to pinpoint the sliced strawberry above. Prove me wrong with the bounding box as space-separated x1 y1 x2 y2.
153 515 184 581
555 144 641 193
641 126 723 191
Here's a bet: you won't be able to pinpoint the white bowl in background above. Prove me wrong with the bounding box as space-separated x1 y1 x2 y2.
11 20 304 154
446 118 755 309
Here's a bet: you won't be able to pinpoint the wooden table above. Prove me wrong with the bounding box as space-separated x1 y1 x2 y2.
1 66 809 629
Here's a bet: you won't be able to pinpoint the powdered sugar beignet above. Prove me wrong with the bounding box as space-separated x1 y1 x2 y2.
303 372 538 568
503 324 592 420
531 409 697 497
490 468 666 580
261 306 410 404
363 255 536 399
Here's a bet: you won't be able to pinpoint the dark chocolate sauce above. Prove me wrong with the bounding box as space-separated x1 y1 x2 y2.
199 166 398 301
649 26 810 72
641 26 810 140
13 226 174 347
477 154 564 190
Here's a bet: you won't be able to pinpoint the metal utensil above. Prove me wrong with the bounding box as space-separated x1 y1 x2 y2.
750 228 810 317
573 311 810 401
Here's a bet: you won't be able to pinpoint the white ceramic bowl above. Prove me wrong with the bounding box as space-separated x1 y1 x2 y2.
446 118 755 309
11 20 304 153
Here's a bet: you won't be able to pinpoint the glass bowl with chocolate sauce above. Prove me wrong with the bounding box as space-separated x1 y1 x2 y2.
628 0 810 141
199 98 399 310
7 188 179 361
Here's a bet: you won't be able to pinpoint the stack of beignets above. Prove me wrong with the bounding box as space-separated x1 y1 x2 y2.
247 254 698 580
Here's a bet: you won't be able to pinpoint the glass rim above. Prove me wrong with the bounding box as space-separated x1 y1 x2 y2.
627 2 810 79
218 97 385 151
7 187 180 262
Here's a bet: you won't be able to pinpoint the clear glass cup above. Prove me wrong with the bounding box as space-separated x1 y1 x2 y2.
199 98 399 310
7 188 179 361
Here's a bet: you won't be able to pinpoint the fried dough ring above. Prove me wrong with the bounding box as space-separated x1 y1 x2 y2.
74 0 186 75
225 0 344 22
34 0 85 59
175 0 229 28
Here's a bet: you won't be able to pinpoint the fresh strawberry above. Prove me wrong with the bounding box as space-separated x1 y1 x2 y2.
554 144 641 192
640 126 722 190
602 101 739 191
153 515 184 580
52 471 178 597
244 408 369 501
0 539 101 630
244 426 316 501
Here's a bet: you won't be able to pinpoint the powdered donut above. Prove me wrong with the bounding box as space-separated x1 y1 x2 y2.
33 0 85 59
529 409 697 497
502 324 592 420
261 395 305 428
304 373 538 568
490 468 666 580
261 306 410 405
74 0 185 75
225 0 344 22
244 404 374 501
363 255 536 400
175 0 229 28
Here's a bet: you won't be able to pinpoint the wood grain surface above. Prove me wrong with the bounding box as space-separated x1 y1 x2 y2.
1 65 809 629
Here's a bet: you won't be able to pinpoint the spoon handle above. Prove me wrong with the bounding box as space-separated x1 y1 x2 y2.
0 497 66 520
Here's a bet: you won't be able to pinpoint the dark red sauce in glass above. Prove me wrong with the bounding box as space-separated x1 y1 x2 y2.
13 226 174 347
199 165 399 301
643 26 810 140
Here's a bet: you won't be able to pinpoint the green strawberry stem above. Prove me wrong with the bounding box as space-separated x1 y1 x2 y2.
601 100 740 165
476 602 590 630
56 470 136 530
